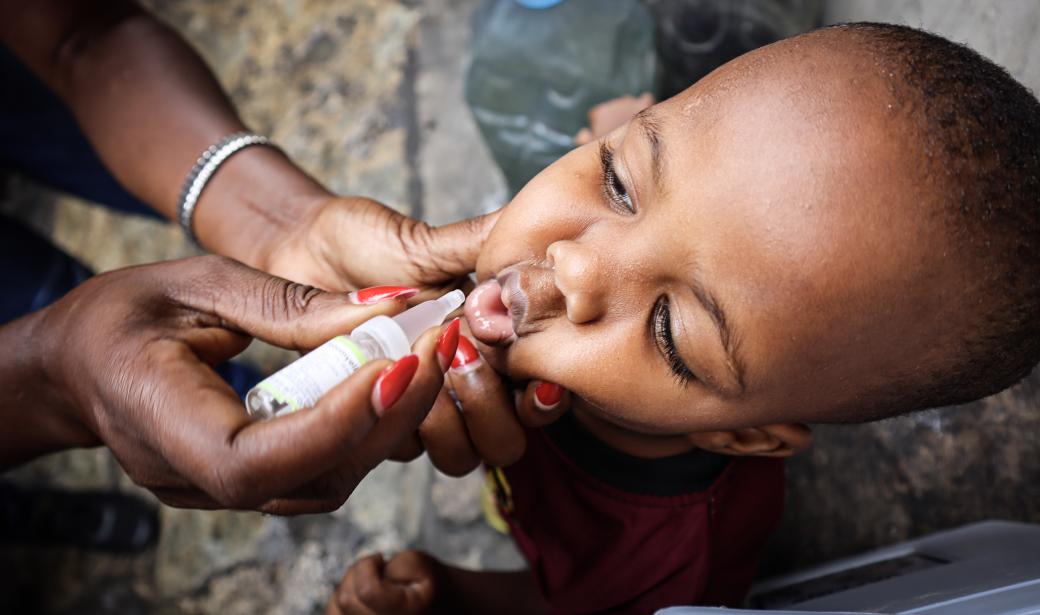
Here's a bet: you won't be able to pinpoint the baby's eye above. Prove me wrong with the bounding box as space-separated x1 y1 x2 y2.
599 142 636 215
653 295 696 388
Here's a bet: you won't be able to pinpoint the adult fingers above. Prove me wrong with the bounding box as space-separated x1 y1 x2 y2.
178 325 252 366
149 486 340 516
516 379 571 428
447 335 525 467
417 389 481 477
411 209 501 279
387 433 424 462
324 327 450 481
170 254 408 352
251 326 456 514
149 487 220 510
146 346 398 509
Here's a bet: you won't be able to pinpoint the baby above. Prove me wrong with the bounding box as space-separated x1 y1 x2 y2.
327 22 1040 615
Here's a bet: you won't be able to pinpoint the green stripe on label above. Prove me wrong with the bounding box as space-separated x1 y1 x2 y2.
331 336 370 365
257 380 300 412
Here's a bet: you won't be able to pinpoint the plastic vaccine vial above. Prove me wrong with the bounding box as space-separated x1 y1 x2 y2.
245 290 465 419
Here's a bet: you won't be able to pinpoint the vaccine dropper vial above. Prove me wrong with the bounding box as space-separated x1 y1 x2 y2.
245 290 465 419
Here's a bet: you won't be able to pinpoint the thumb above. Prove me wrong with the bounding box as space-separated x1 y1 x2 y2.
420 209 501 278
171 255 408 351
210 359 394 507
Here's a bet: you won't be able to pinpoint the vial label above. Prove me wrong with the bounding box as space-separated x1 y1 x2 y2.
254 336 369 413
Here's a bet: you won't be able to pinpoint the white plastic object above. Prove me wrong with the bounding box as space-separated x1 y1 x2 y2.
245 290 465 419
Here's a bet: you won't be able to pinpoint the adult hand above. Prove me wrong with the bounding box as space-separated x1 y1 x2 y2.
2 255 458 514
262 195 499 297
390 326 572 476
261 199 561 475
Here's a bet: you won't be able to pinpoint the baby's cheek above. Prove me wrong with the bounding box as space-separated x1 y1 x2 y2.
501 324 583 386
505 324 645 406
509 330 715 434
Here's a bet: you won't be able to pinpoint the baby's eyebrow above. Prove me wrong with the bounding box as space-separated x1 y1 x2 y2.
691 279 747 394
633 107 664 190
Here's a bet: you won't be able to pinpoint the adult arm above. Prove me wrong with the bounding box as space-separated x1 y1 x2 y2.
1 309 96 466
0 255 457 514
0 0 565 478
0 0 497 295
0 0 315 266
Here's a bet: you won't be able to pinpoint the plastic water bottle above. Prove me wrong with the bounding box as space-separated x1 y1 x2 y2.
465 0 657 195
245 290 465 419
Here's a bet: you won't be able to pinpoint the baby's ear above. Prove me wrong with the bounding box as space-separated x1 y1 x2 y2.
687 423 812 458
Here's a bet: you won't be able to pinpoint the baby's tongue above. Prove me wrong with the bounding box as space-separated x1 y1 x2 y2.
464 279 516 345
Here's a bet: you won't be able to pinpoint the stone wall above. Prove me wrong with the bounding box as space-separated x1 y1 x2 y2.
1 0 1038 612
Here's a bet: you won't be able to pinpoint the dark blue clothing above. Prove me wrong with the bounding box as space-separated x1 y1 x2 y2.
0 46 258 396
0 46 152 217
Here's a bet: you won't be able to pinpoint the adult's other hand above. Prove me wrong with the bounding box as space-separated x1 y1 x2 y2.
261 196 499 298
0 255 457 514
390 327 572 477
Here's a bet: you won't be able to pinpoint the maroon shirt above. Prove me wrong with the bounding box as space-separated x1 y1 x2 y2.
494 414 785 615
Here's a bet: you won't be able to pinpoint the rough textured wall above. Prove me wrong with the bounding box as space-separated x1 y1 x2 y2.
1 0 1038 612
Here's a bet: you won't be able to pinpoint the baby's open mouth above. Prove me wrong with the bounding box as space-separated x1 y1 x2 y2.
464 271 526 346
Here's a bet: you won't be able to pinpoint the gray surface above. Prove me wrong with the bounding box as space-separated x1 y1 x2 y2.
1 1 1039 613
417 0 509 224
659 521 1040 615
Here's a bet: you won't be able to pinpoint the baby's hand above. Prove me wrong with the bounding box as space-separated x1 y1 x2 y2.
327 551 437 615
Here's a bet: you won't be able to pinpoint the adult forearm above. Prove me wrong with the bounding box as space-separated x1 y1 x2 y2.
0 0 329 266
0 310 97 469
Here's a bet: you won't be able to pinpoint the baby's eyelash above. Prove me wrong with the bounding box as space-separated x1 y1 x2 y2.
598 142 635 214
653 297 696 388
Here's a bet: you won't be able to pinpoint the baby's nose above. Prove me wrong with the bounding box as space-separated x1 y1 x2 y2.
547 240 608 324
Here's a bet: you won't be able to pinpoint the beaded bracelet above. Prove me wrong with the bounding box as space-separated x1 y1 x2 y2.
176 132 275 245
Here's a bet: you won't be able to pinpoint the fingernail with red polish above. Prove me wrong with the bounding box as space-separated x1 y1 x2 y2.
349 285 419 305
372 355 419 416
451 335 482 374
534 381 564 411
436 318 461 372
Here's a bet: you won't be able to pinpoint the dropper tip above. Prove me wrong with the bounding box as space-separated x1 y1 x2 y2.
442 289 466 311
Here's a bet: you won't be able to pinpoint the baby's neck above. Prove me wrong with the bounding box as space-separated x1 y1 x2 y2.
572 400 699 459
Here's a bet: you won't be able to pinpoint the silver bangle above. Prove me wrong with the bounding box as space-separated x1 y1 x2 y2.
176 132 274 245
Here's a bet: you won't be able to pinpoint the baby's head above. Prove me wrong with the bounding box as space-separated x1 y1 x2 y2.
463 23 1040 455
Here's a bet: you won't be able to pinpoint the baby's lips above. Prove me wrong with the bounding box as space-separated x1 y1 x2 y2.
464 279 516 346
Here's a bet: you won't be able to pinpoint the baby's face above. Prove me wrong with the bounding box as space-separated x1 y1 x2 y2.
466 38 963 436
